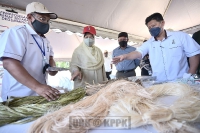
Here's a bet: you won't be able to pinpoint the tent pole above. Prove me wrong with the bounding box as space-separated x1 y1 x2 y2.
163 0 173 17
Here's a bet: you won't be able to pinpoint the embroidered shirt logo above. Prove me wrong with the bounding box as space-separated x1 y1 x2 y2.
172 39 175 44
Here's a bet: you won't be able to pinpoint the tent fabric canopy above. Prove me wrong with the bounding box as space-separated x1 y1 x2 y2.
45 30 137 59
1 0 200 42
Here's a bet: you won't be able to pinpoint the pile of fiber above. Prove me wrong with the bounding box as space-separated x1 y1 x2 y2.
28 80 200 133
29 80 151 133
0 88 85 126
85 79 118 95
109 83 200 133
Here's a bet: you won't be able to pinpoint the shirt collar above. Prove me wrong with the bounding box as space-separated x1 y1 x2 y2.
150 30 172 42
118 45 130 50
25 24 46 38
26 24 49 44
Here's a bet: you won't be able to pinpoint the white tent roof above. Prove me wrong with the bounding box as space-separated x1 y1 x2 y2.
45 30 138 59
1 0 200 42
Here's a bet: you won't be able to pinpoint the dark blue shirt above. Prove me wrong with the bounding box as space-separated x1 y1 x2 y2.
112 45 140 71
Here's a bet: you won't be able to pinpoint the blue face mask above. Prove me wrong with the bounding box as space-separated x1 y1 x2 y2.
32 19 49 34
149 27 161 37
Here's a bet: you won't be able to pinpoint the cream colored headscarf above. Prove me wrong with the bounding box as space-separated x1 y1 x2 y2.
70 41 104 70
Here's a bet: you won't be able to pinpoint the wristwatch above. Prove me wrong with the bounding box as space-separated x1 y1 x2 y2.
192 74 199 79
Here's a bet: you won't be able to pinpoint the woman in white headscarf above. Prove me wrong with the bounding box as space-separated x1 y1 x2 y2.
70 26 107 89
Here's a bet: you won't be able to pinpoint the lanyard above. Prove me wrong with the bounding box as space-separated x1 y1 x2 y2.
31 35 45 57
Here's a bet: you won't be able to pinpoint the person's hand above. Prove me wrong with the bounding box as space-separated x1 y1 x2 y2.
180 73 195 84
71 70 82 80
112 54 127 64
34 84 60 101
182 73 193 79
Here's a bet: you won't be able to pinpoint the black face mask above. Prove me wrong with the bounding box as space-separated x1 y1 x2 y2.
119 41 127 47
32 19 49 34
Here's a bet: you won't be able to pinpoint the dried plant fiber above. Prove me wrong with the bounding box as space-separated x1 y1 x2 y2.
109 82 200 133
0 88 85 126
28 81 200 133
28 80 151 133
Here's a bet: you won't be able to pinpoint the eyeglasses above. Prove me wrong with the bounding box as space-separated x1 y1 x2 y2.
31 13 51 23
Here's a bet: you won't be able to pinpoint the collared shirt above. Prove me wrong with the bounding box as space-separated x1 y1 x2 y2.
104 57 112 72
0 24 54 101
112 45 140 71
136 30 200 82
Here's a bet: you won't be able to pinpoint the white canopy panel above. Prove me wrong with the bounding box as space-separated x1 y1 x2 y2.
1 0 200 41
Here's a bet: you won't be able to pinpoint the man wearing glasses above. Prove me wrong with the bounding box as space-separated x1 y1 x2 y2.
112 32 140 78
0 2 60 101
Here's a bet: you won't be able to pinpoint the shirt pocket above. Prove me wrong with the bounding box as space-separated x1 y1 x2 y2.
169 45 182 57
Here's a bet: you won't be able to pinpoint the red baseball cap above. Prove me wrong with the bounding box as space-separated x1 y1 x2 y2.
83 26 96 35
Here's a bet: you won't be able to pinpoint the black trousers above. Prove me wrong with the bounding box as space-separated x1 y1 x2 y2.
106 71 112 80
141 68 149 76
116 70 136 79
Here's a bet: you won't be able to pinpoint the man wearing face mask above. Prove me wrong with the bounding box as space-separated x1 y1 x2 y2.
112 32 140 78
70 26 107 89
113 13 200 82
0 2 60 101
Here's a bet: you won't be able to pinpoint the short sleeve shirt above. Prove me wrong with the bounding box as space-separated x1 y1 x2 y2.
104 57 112 72
112 45 140 71
136 31 200 82
0 24 54 101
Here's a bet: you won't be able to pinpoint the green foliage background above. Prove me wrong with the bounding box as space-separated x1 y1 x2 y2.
56 61 70 68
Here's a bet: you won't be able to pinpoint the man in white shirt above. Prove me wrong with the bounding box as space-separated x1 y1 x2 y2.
104 50 112 80
113 13 200 82
0 2 60 101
